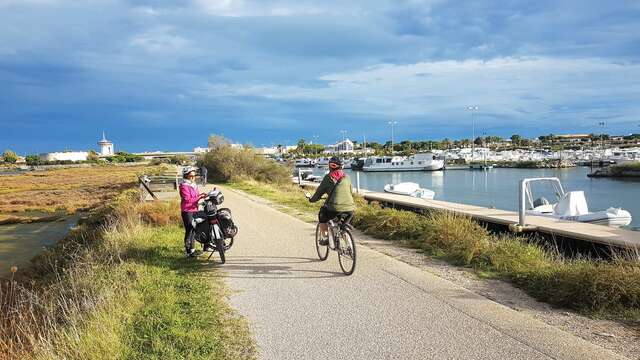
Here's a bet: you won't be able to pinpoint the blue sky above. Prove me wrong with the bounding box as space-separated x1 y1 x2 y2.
1 0 640 154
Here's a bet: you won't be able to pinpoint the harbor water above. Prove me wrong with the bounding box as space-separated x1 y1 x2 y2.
344 167 640 231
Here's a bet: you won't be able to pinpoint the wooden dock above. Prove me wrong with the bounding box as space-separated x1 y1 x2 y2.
297 180 640 249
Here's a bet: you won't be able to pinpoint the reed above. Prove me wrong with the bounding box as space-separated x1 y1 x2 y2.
0 165 162 224
0 190 255 359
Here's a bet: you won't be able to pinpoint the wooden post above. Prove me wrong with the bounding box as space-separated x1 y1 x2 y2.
139 176 158 200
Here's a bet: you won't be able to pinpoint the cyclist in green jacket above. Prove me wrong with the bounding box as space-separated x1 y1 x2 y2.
306 157 356 244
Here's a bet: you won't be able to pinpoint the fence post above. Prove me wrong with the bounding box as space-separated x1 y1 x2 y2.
519 179 526 227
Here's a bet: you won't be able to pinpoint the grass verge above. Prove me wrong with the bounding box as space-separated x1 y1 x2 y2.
227 180 640 324
1 191 255 360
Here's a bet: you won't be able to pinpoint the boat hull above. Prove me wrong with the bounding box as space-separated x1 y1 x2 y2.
383 184 435 199
363 164 443 172
526 209 632 228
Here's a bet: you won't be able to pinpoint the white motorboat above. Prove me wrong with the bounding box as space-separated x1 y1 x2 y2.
305 175 323 182
523 178 632 227
294 158 316 168
315 157 330 167
384 182 435 199
363 153 444 172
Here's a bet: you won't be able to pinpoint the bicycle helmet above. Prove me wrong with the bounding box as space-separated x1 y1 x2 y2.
182 166 197 178
328 157 343 169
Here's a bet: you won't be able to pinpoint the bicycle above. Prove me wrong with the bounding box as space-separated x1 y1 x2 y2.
315 212 357 275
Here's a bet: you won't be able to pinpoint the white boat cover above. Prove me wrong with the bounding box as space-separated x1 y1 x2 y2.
387 182 420 193
553 191 589 216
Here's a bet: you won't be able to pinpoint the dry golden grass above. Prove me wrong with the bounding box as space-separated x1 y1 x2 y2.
0 166 157 223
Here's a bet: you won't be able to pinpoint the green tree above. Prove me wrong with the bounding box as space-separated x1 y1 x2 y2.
25 154 40 165
510 134 522 147
296 138 306 153
169 155 190 164
2 150 17 164
208 134 230 149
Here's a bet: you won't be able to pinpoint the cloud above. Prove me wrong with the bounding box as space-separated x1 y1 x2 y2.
192 0 344 17
129 26 191 53
2 0 640 153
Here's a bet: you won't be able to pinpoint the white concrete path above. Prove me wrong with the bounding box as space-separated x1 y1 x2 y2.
220 187 626 360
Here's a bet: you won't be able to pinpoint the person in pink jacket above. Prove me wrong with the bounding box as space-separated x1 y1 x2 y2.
180 167 208 257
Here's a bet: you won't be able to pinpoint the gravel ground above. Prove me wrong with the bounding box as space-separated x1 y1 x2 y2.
220 186 630 360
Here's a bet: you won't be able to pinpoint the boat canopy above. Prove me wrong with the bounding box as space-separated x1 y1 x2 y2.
554 191 589 216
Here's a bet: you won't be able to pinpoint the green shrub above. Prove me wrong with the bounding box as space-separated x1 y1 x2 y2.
485 235 551 274
421 212 489 265
106 152 143 163
201 136 291 184
25 154 41 166
3 150 18 164
353 203 429 240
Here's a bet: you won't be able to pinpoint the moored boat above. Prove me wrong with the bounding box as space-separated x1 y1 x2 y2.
383 182 435 199
363 153 444 172
524 178 632 227
294 158 316 168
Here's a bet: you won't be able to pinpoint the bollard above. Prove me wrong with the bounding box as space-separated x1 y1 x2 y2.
519 179 526 227
297 169 302 186
356 171 360 194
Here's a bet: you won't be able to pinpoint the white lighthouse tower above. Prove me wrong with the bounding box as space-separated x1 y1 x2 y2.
98 132 114 156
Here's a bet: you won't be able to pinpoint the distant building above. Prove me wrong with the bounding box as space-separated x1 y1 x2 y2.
193 147 209 153
324 139 354 154
39 151 88 162
98 132 114 155
552 134 591 143
254 147 280 156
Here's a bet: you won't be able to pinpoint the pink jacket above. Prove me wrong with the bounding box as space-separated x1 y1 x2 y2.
179 182 200 212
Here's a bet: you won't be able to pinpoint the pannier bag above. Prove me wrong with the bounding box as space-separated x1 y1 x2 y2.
217 208 238 238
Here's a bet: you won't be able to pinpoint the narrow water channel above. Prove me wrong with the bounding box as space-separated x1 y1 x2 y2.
0 215 80 276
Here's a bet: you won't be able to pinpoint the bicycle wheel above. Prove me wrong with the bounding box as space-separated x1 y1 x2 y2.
223 237 234 251
212 225 226 264
337 229 356 275
315 224 329 261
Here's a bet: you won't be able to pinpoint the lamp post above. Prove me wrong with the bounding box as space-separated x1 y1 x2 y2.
312 134 319 157
598 121 606 152
467 106 479 160
388 120 398 154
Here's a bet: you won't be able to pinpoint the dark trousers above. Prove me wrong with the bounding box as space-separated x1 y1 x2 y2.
181 211 196 253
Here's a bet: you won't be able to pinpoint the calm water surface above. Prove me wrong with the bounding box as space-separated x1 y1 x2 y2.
345 167 640 231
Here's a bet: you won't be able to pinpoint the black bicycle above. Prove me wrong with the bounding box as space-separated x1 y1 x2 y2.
315 212 357 275
192 188 238 264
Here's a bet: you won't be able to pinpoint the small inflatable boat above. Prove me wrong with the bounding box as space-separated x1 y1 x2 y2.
525 183 632 227
384 182 435 200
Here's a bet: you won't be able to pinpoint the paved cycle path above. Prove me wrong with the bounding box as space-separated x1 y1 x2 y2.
218 187 626 360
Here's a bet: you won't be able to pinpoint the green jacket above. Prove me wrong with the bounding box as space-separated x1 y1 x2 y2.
309 173 356 212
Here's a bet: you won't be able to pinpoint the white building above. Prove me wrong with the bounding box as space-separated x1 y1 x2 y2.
98 132 114 156
39 151 88 162
324 139 355 154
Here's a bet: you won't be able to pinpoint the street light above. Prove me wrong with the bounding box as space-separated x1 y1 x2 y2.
388 121 398 154
312 134 319 156
467 106 479 159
